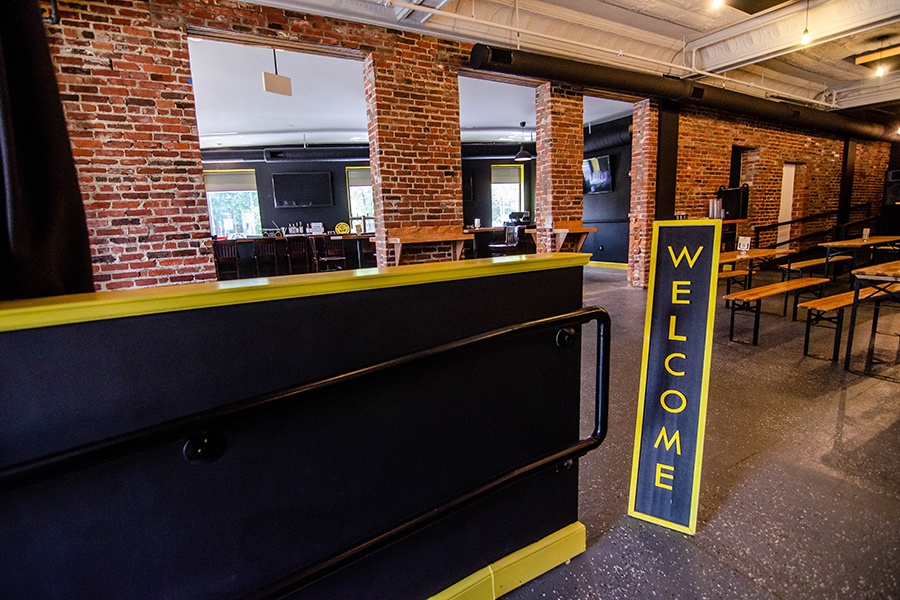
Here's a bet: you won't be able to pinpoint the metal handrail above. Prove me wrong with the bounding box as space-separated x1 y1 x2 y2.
753 203 872 249
1 306 611 598
240 306 611 599
1 307 611 491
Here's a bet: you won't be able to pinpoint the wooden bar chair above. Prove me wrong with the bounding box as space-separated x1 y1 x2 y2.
310 236 347 272
212 239 240 280
252 237 279 277
285 236 311 274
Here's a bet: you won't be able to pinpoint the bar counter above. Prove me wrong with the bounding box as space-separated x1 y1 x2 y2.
0 253 607 600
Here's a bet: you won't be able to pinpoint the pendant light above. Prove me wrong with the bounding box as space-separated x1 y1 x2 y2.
514 121 531 162
800 0 811 45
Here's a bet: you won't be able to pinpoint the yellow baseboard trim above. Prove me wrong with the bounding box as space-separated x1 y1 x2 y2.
587 261 627 269
428 522 586 600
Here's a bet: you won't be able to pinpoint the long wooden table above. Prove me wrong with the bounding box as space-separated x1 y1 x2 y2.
719 247 794 288
843 259 900 373
385 225 473 266
524 221 598 252
819 235 900 279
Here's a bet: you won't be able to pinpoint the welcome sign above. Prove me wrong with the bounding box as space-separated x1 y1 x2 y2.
628 220 720 535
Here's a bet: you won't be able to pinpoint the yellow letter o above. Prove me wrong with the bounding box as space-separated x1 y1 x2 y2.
660 390 687 413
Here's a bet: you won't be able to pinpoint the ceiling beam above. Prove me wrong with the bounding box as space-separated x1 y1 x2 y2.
685 0 900 73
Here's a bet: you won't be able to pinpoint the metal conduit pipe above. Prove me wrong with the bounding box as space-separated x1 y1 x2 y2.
584 125 633 153
470 44 897 143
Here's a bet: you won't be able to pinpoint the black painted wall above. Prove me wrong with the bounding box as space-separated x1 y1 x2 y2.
582 120 633 264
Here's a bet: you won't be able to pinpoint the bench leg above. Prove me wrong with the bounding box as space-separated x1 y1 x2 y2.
752 299 761 346
729 302 737 342
792 290 802 321
803 310 813 357
833 308 844 362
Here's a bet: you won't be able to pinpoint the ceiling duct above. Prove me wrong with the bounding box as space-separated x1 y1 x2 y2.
392 0 451 25
470 44 898 143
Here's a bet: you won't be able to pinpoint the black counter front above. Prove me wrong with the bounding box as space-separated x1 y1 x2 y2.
0 254 607 599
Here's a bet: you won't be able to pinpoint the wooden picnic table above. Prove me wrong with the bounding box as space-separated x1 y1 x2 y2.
843 259 900 374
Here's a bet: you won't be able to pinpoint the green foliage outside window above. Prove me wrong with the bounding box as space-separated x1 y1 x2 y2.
206 191 262 237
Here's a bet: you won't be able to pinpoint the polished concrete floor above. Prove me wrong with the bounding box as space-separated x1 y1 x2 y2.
505 266 900 600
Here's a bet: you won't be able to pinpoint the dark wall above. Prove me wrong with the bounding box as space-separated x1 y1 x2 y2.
582 136 632 264
202 146 370 233
203 145 537 233
462 144 536 226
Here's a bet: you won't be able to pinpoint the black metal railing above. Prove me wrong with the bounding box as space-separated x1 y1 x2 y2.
1 307 611 599
753 202 872 250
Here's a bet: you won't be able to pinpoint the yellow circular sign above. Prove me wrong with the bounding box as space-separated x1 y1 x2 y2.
335 222 351 235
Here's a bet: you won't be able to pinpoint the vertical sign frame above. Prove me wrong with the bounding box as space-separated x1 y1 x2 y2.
628 220 721 534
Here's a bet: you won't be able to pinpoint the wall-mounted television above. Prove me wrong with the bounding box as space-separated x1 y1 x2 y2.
583 155 612 194
273 172 333 208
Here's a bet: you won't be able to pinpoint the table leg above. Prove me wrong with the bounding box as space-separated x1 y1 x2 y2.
843 280 862 370
865 300 882 373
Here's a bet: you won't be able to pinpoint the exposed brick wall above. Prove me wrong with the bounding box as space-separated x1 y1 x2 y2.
628 99 657 287
363 38 467 266
853 142 892 216
46 0 471 285
628 104 890 286
47 1 211 290
534 82 583 253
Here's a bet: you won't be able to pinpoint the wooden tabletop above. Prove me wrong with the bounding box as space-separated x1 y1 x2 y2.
819 235 900 249
852 259 900 281
719 248 793 264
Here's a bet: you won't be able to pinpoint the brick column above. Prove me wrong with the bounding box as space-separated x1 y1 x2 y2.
363 36 464 266
628 99 658 287
534 83 584 253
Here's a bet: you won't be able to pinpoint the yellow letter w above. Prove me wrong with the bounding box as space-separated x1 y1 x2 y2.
668 246 704 268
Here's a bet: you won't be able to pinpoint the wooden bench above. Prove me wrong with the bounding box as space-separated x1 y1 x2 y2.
718 269 750 306
384 225 474 266
798 283 900 361
779 255 852 280
723 277 829 345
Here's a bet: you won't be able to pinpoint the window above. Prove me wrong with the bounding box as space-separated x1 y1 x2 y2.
346 167 375 232
491 164 524 227
203 170 262 238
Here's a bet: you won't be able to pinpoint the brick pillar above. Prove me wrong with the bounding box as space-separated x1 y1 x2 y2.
628 99 658 287
534 83 584 253
363 36 464 266
46 1 213 290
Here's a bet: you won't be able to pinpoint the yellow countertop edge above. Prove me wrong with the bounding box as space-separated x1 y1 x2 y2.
0 253 589 333
428 521 586 600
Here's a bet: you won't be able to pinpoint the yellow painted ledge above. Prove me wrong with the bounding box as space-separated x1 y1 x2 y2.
0 253 589 333
428 522 586 600
587 261 627 269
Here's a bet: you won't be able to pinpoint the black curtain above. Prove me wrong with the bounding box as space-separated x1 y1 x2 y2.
0 0 94 300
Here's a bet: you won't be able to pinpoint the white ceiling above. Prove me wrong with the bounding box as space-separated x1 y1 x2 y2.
189 0 900 149
188 37 633 148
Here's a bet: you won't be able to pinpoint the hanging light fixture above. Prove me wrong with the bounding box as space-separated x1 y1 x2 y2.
800 0 811 45
262 48 292 96
514 121 532 162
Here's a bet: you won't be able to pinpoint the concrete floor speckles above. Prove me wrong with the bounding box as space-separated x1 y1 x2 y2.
503 267 900 600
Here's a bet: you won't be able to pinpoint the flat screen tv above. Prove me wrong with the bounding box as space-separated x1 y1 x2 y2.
583 155 612 194
273 172 333 208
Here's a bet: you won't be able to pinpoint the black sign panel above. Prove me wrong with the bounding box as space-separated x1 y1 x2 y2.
628 221 720 534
